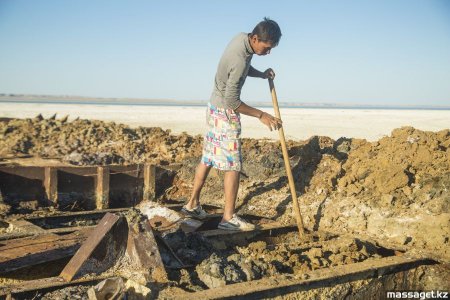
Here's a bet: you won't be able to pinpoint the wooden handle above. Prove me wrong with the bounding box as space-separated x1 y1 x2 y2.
269 79 305 236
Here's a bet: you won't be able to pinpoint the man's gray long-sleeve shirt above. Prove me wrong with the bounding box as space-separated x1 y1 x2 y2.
210 33 255 110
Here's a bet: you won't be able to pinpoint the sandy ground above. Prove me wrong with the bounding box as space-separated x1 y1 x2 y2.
1 102 449 141
0 113 449 297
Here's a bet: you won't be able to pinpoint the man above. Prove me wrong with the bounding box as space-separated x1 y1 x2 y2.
182 18 283 231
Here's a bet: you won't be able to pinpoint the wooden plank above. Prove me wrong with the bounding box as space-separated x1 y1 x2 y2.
173 255 429 300
126 219 168 283
57 166 97 176
0 226 94 242
95 166 110 209
0 220 49 241
24 207 128 221
0 274 112 296
143 164 156 201
59 213 120 282
46 225 96 235
0 166 44 180
44 167 58 204
0 208 128 241
0 228 90 251
0 228 91 273
7 220 47 234
199 222 292 238
162 163 183 171
109 164 141 176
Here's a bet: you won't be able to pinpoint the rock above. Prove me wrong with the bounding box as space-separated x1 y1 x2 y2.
307 248 324 259
0 203 11 216
61 115 69 123
18 200 39 212
347 184 362 196
227 254 262 281
376 168 409 194
336 140 351 154
380 194 395 206
64 152 84 165
196 254 227 288
34 113 44 121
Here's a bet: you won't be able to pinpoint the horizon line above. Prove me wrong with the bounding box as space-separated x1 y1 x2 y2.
1 93 450 110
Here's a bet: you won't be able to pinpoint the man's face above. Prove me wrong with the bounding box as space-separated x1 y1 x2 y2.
250 35 275 56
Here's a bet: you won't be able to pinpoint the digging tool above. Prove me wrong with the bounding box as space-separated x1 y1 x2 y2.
268 78 305 236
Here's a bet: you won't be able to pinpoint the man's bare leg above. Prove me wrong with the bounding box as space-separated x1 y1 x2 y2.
222 170 240 222
186 163 212 209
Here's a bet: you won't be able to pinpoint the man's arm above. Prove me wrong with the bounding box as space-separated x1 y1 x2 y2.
235 102 282 131
248 66 265 78
248 66 276 79
223 63 245 110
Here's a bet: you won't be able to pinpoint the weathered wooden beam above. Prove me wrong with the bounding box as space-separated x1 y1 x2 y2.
24 207 128 221
172 255 430 300
0 274 112 297
7 220 46 234
59 213 121 282
126 220 168 283
109 165 141 176
95 166 110 209
199 222 292 238
0 166 44 180
0 226 94 242
143 164 156 201
57 166 97 176
0 228 91 274
0 208 129 240
44 167 58 205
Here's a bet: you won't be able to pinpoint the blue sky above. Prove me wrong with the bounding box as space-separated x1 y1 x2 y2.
0 0 449 106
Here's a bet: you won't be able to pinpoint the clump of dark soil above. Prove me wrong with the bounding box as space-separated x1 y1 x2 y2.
162 229 387 291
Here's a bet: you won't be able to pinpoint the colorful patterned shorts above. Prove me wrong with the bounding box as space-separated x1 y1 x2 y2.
201 103 242 171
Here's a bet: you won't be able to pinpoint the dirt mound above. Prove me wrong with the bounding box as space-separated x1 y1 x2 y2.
0 115 203 165
282 127 449 261
337 126 449 202
0 116 448 260
167 127 449 261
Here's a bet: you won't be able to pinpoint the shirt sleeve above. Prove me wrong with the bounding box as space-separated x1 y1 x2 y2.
248 65 262 78
223 61 246 110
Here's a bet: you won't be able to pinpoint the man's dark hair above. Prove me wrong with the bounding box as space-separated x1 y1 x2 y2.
251 17 282 46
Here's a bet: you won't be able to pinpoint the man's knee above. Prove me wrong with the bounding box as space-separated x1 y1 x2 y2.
224 170 240 179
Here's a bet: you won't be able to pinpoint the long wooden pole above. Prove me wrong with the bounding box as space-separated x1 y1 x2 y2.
268 79 305 236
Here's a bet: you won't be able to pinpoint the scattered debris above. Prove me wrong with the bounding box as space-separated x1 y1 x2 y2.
87 277 125 300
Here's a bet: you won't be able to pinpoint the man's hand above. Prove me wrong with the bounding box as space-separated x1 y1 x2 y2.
263 68 275 80
259 112 282 131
